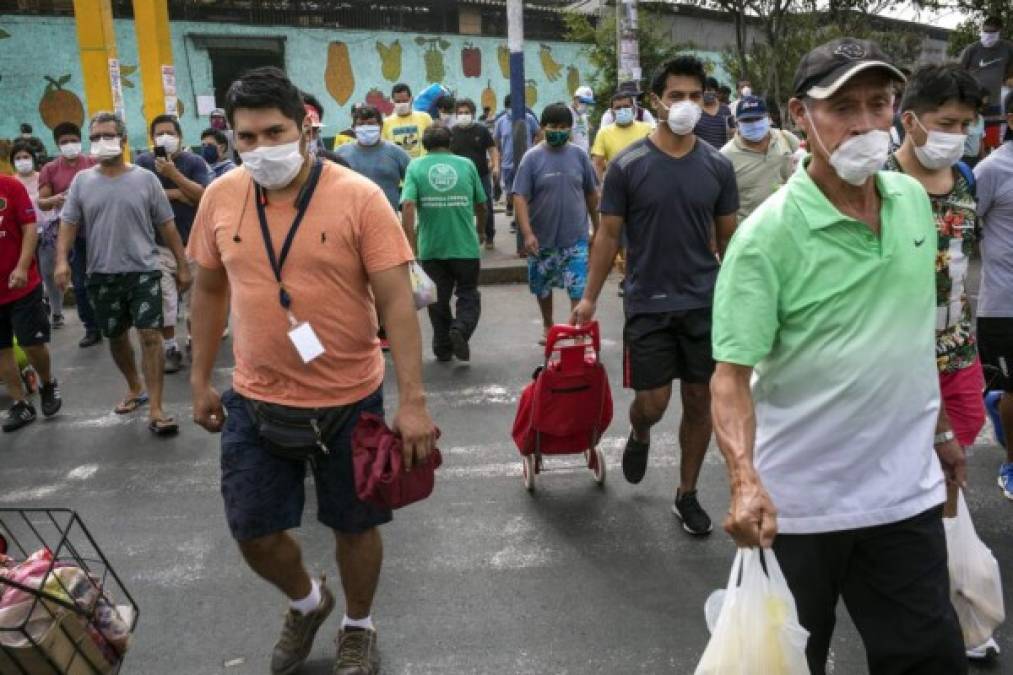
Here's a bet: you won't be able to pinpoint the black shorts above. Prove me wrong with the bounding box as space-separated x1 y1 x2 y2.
218 387 392 541
623 308 714 391
978 317 1013 392
0 285 50 350
87 271 164 339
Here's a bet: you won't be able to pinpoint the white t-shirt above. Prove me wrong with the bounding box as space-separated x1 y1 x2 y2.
567 105 592 154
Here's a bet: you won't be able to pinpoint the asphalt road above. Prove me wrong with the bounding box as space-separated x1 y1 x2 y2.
1 274 1010 675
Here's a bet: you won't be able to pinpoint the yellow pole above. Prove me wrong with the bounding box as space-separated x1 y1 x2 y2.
132 0 176 134
72 0 130 158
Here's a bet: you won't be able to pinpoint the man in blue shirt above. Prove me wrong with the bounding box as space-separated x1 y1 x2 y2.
514 103 599 341
337 105 411 212
493 95 541 251
199 128 236 178
135 114 212 373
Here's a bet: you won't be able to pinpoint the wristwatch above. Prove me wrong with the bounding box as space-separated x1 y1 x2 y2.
934 430 956 446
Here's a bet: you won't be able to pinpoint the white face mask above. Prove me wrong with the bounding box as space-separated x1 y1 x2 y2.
394 102 412 117
14 158 34 175
911 114 967 170
155 134 180 154
981 31 1000 48
439 113 456 126
805 105 890 186
91 138 123 159
240 140 305 190
59 142 82 159
741 86 753 97
456 114 473 126
660 99 702 136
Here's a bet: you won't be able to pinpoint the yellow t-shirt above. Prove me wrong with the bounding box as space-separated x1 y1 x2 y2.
331 134 355 150
382 111 433 159
591 121 652 163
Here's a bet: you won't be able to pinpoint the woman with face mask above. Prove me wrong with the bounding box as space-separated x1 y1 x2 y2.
10 141 63 329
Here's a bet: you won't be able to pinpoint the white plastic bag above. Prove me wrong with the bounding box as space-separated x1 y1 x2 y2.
944 490 1005 647
409 262 437 310
695 547 810 675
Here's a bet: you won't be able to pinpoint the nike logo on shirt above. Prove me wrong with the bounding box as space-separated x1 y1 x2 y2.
979 58 1003 68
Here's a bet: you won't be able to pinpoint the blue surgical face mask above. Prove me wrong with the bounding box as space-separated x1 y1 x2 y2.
355 124 381 146
738 117 770 143
615 107 634 126
200 143 220 164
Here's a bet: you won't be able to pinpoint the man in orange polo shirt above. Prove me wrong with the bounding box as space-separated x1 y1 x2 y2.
188 67 435 675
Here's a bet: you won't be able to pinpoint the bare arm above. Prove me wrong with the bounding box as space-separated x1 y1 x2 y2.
190 264 230 432
711 362 777 547
155 219 193 291
165 187 194 206
715 212 737 260
592 155 606 185
37 184 64 211
934 404 966 490
514 194 537 255
158 159 205 205
370 263 436 469
401 201 417 254
8 222 39 289
585 190 600 239
489 147 500 177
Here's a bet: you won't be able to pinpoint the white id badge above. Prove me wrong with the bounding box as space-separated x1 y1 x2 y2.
288 322 325 363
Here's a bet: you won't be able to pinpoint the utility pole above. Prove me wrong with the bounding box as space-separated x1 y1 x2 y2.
616 0 641 86
507 0 527 175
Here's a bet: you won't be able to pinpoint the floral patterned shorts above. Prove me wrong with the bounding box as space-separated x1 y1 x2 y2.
527 240 589 301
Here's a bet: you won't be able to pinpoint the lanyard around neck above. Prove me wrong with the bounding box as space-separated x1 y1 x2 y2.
254 159 324 311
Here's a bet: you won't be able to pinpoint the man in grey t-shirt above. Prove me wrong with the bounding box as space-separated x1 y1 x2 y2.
960 15 1013 150
974 100 1013 500
55 111 191 436
514 103 599 338
572 56 739 535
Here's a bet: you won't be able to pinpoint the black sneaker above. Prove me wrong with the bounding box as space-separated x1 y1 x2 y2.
40 379 62 417
622 433 650 484
78 330 102 348
164 346 184 373
673 490 713 536
2 401 37 433
449 328 470 362
52 314 65 329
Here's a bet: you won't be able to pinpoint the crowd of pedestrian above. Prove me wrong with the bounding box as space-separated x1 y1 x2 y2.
1 13 1012 675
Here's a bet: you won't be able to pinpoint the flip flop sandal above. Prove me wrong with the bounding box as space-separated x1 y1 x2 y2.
148 417 179 436
114 393 149 415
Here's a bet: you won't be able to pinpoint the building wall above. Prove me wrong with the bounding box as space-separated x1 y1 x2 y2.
0 14 593 154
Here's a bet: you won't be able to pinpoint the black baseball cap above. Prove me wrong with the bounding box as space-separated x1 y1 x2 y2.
792 38 905 100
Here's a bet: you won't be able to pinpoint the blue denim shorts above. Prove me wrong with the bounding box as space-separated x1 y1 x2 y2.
219 388 392 541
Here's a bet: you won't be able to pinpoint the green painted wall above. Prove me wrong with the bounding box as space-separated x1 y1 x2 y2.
0 14 592 154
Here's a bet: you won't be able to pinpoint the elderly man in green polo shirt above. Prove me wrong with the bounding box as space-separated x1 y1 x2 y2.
711 38 967 675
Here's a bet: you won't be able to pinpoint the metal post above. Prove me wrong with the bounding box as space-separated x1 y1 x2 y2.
507 0 527 167
616 0 640 86
132 0 177 130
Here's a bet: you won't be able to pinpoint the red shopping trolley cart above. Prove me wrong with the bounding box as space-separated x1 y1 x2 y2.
512 321 614 491
0 509 139 674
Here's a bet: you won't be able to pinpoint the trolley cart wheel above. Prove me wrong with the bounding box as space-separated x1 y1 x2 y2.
591 447 606 485
522 454 536 492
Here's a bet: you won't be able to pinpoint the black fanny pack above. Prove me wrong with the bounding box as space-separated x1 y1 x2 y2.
244 399 357 462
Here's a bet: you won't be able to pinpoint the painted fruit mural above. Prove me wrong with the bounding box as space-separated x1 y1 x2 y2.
567 66 580 97
365 88 394 117
497 45 510 78
539 44 562 82
376 40 402 82
39 75 84 130
325 42 355 105
461 42 481 78
481 81 497 115
525 80 538 107
415 37 450 83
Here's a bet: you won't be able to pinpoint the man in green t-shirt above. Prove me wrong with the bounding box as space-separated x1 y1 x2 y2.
401 126 487 362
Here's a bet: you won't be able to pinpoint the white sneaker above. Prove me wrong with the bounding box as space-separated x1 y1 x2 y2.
966 637 1000 661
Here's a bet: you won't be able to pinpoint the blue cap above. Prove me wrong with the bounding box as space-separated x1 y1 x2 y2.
735 96 767 120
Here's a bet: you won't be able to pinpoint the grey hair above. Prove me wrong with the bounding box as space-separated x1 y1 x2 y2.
89 111 127 137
